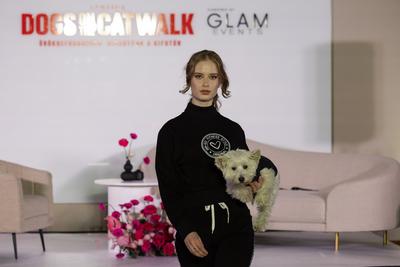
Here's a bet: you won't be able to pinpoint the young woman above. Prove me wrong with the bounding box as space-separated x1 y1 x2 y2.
155 50 265 266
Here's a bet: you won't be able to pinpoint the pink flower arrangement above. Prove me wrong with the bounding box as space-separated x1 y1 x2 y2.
118 132 138 160
99 195 175 258
118 132 151 169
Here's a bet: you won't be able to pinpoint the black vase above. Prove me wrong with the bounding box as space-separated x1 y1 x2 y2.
120 159 144 181
133 169 144 180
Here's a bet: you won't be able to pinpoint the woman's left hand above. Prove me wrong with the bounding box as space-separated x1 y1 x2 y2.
248 176 264 194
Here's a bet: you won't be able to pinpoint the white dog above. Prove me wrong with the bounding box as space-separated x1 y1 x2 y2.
215 149 280 232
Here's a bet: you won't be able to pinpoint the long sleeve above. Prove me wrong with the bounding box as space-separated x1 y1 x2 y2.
155 125 195 240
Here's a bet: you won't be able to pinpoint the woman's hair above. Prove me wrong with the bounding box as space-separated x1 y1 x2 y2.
179 49 231 110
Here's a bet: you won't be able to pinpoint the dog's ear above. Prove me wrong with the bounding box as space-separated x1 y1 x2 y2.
250 149 261 162
215 155 227 171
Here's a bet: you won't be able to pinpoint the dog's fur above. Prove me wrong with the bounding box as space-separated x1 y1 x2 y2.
215 149 280 232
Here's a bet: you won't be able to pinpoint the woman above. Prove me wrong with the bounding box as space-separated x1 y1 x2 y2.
155 50 265 266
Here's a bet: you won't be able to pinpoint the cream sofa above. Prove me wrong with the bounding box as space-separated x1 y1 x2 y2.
246 139 400 249
0 160 54 259
143 139 400 250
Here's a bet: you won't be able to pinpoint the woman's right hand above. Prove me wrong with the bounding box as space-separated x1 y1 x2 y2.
184 231 208 258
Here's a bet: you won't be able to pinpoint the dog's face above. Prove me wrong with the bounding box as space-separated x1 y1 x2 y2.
215 149 261 185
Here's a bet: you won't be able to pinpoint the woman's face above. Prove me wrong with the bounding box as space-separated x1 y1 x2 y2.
190 60 220 107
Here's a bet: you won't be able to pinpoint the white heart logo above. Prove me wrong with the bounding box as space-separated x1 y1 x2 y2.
209 141 221 150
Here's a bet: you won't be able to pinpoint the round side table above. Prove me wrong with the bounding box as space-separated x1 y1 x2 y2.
94 178 159 251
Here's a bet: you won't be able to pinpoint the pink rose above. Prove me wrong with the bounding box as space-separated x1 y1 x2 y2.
130 133 138 139
151 214 161 223
143 195 154 202
123 203 132 209
112 228 124 237
116 252 125 259
143 204 157 216
163 242 175 256
153 233 165 249
107 216 121 232
135 229 144 240
112 211 121 219
132 219 141 229
143 222 154 232
118 138 129 147
141 240 151 253
130 199 139 206
117 235 130 247
143 156 151 165
98 203 106 211
155 221 168 232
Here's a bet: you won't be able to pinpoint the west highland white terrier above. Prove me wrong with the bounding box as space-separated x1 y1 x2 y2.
215 149 280 232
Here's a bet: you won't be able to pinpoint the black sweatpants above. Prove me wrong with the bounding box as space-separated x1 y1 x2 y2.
175 197 254 267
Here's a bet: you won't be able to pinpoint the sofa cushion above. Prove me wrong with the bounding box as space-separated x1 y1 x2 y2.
269 190 326 223
23 195 49 219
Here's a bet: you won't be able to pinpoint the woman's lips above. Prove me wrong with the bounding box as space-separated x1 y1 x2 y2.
200 90 211 94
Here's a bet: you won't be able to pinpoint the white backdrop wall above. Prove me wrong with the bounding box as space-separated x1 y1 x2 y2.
0 0 331 203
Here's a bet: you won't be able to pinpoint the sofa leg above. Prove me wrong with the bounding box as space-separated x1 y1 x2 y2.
39 229 46 252
383 230 388 246
335 232 340 251
12 233 17 259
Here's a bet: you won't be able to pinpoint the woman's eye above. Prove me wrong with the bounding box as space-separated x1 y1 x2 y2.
194 74 203 79
209 75 218 80
231 166 236 171
243 165 248 169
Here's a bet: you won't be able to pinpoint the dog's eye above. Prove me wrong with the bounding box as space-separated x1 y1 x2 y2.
243 165 248 169
231 166 236 171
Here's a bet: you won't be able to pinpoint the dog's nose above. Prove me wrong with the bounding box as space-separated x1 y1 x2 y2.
239 177 245 183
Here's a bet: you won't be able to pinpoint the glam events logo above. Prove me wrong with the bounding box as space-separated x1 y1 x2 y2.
20 4 194 47
206 8 268 35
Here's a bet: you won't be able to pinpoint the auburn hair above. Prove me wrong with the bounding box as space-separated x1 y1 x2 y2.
179 50 231 110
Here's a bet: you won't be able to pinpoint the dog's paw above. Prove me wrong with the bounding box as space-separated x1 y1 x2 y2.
253 223 267 232
235 193 253 203
260 168 276 179
232 187 253 203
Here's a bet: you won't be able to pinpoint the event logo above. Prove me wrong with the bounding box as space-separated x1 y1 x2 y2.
21 12 194 36
207 8 268 35
201 133 231 158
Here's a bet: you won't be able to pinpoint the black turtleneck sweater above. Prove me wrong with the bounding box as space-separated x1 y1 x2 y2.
155 100 277 239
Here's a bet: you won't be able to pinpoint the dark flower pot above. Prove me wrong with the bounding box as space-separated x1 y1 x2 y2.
120 159 144 181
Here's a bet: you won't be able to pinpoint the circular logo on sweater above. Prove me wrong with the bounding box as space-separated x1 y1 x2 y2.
201 133 231 158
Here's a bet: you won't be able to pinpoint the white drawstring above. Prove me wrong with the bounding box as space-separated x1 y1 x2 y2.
204 204 215 234
204 201 230 234
218 202 230 224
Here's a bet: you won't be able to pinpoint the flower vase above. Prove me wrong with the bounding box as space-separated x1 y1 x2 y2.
120 159 136 181
120 159 144 181
132 169 144 180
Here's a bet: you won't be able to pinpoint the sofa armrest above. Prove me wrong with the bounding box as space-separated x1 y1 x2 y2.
1 160 54 223
326 158 400 232
21 167 54 222
0 173 23 232
21 165 52 185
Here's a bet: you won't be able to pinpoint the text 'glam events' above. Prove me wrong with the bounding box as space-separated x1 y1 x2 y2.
207 8 268 35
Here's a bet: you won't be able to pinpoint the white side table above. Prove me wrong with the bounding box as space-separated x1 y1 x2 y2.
94 178 160 251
